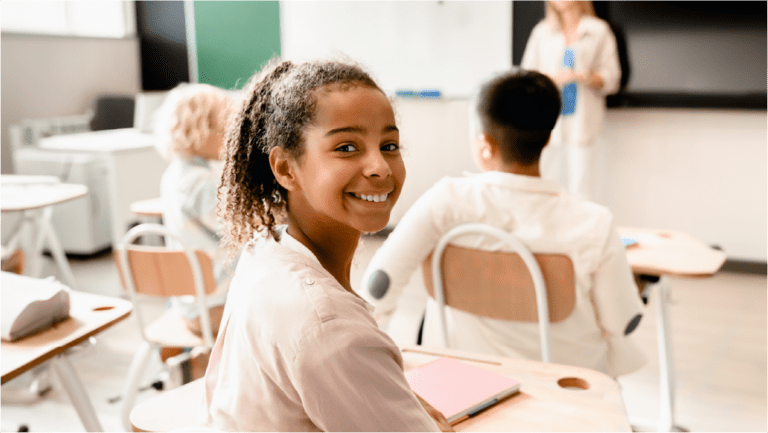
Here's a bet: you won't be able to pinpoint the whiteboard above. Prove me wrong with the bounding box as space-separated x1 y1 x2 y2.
280 1 512 99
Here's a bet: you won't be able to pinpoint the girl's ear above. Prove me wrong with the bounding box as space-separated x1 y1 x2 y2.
269 147 299 191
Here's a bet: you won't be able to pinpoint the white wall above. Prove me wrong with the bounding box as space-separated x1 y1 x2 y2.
391 100 767 263
0 34 141 173
280 0 512 98
595 108 767 262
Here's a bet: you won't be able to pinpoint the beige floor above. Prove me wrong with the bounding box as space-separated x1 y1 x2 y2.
1 236 766 432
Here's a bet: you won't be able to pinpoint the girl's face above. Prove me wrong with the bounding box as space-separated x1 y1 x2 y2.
285 85 405 234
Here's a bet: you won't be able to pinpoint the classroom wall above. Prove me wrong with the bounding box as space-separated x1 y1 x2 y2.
390 99 767 263
280 1 512 98
193 0 281 90
0 34 141 173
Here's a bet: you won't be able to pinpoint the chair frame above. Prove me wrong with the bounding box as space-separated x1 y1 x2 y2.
116 223 217 431
428 223 553 363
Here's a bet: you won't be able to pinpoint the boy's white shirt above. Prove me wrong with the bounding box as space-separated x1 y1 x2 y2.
361 171 646 378
521 15 621 147
203 226 439 432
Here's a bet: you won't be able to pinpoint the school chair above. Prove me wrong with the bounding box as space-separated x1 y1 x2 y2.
421 223 576 363
115 223 219 432
128 377 217 432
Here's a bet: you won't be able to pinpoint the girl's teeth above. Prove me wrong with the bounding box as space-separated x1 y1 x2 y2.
357 193 387 202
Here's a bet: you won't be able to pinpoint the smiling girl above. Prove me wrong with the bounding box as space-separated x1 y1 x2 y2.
202 58 449 432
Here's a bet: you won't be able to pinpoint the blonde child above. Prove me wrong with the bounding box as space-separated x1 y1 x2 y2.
154 83 236 336
362 70 646 379
202 58 450 431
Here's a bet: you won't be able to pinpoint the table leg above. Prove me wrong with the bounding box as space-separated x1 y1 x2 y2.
28 209 47 279
39 206 78 288
655 277 676 432
49 354 104 432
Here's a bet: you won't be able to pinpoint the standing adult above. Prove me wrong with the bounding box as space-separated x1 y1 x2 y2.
521 0 620 200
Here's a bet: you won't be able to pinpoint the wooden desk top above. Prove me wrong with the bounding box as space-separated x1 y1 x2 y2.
619 227 726 277
1 290 132 384
402 346 631 432
130 347 630 432
0 178 88 212
130 197 164 218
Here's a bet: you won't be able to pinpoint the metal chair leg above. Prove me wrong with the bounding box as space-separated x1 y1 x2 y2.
121 341 155 432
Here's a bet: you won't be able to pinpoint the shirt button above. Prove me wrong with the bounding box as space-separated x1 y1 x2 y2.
305 278 315 285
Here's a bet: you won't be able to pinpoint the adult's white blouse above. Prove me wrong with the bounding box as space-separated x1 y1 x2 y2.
521 16 621 146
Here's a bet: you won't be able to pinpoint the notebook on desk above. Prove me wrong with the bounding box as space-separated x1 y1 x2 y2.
405 357 520 424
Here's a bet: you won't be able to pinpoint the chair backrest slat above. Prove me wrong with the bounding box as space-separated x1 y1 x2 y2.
422 245 576 323
114 247 217 297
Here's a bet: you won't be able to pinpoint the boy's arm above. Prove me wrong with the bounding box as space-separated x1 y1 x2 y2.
361 185 446 324
590 220 644 338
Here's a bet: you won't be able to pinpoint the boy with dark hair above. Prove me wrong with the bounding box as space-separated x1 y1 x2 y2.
362 69 646 378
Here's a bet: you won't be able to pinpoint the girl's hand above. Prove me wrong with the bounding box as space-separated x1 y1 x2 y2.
414 392 455 432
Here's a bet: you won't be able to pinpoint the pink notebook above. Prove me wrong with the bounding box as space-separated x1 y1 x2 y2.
405 357 521 424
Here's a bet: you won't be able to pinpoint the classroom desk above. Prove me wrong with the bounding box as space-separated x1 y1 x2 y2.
1 282 133 432
1 176 88 288
38 128 167 248
130 197 164 219
619 227 726 432
128 346 631 432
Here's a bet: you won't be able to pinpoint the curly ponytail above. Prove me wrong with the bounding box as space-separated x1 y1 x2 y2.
219 57 381 257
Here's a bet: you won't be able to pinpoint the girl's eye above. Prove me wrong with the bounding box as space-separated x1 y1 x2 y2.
335 144 357 153
381 142 400 152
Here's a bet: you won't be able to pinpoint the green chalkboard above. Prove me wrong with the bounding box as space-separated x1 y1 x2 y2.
193 1 281 90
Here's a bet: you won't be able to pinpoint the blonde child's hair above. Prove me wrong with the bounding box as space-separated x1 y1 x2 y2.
544 1 596 31
154 83 237 160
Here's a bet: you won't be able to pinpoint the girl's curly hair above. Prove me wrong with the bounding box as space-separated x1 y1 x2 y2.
219 57 382 257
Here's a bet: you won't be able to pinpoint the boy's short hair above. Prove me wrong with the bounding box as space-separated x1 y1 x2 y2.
475 69 561 165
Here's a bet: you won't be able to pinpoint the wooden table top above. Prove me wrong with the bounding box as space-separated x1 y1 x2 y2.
130 346 630 432
129 197 164 218
401 346 631 432
1 177 88 212
1 290 133 384
619 227 727 277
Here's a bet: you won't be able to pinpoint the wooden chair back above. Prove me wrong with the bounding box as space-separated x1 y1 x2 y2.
422 246 576 322
115 247 217 298
421 223 577 363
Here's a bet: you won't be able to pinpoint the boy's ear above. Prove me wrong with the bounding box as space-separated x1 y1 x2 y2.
480 133 500 158
269 147 299 191
475 133 500 172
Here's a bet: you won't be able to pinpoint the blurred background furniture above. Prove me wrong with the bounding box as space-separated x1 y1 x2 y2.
114 223 218 431
1 175 88 288
1 272 133 432
620 227 726 432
